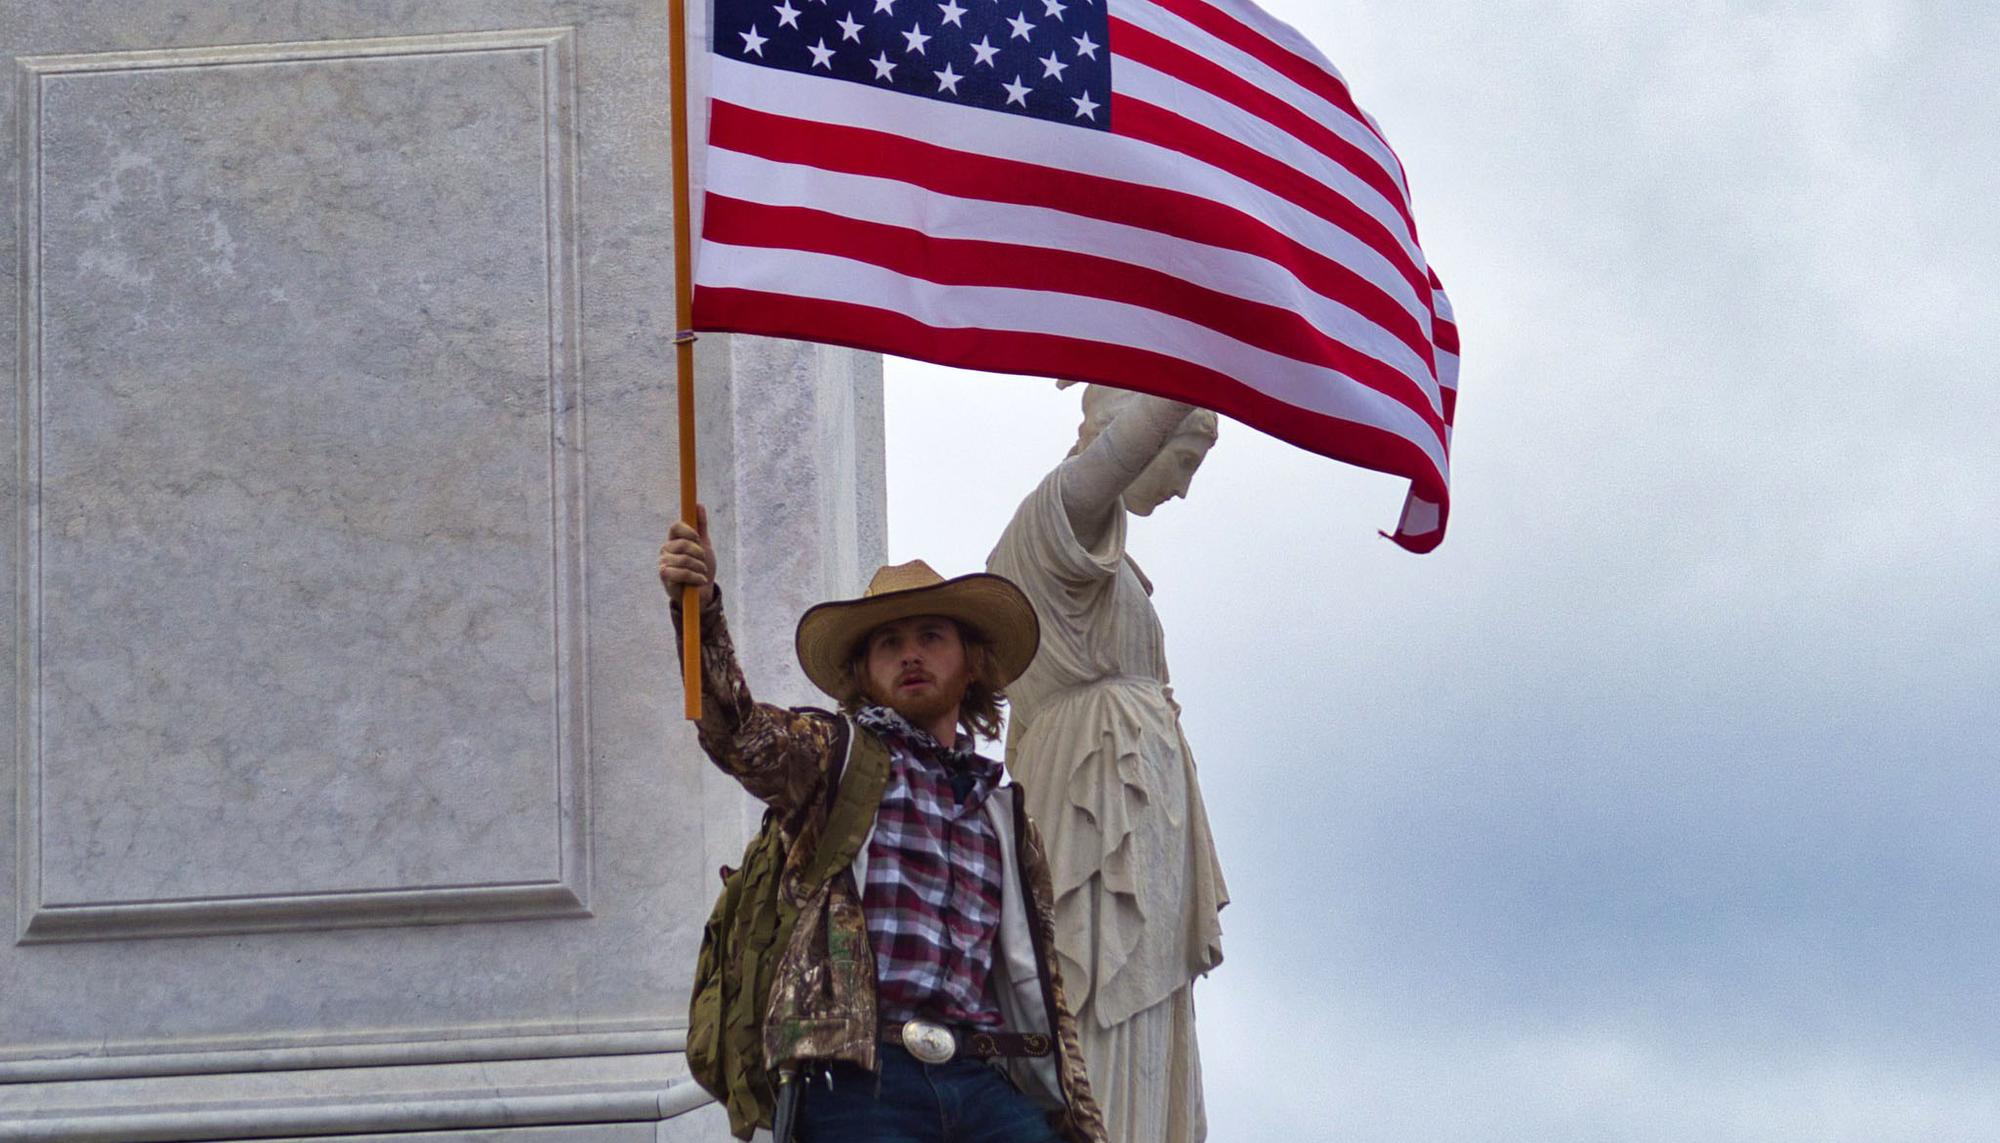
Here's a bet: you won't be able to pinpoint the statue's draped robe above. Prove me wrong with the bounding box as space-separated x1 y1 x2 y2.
989 466 1227 1143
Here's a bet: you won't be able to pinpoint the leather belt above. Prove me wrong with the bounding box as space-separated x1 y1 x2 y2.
880 1019 1052 1064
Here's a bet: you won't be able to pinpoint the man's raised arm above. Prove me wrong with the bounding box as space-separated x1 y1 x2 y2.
659 505 841 815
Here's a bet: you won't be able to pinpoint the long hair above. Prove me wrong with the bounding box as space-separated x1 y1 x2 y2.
834 620 1009 742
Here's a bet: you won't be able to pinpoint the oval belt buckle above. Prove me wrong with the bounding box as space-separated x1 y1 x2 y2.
902 1019 957 1065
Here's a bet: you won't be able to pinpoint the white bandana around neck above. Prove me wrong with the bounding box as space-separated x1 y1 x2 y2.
854 704 975 767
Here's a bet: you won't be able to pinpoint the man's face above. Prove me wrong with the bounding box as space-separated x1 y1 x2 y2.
861 615 972 736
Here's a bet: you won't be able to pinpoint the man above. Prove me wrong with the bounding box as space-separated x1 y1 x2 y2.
660 506 1106 1143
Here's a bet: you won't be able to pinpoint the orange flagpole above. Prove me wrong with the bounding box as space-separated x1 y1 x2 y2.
668 0 702 720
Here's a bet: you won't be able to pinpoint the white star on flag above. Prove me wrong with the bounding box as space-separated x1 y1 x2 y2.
872 0 895 13
1038 50 1067 80
835 11 864 40
868 50 896 79
1071 89 1098 119
739 25 768 55
970 35 1000 66
937 0 967 26
1001 74 1031 106
901 22 931 53
1071 31 1098 59
934 62 963 93
1042 0 1066 19
807 37 836 67
773 0 802 28
1006 11 1035 39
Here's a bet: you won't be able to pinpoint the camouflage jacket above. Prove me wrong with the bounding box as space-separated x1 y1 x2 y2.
677 595 1106 1143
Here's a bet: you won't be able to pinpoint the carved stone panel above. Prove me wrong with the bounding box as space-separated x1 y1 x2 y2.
15 30 587 943
0 4 883 1137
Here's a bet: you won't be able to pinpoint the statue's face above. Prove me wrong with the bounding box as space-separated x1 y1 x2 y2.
860 614 972 740
1123 433 1213 516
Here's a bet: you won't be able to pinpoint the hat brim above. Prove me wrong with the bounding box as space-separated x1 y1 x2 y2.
795 573 1041 701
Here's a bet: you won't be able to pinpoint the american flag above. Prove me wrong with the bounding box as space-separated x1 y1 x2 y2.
693 0 1461 551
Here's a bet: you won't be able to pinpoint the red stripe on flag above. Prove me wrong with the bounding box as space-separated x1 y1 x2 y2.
1143 0 1391 156
1386 512 1444 554
708 100 1438 373
1111 16 1417 245
1435 319 1461 358
1113 95 1431 304
703 194 1448 435
693 285 1452 519
1427 269 1462 361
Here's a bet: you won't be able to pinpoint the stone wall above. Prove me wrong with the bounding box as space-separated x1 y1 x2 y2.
0 4 883 1139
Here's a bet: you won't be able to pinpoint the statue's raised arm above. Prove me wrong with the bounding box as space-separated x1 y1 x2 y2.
1056 385 1217 550
987 384 1228 1143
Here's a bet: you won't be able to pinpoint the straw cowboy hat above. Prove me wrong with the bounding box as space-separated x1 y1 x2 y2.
795 560 1040 700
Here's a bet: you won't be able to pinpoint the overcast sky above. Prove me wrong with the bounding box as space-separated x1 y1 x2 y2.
879 2 2000 1139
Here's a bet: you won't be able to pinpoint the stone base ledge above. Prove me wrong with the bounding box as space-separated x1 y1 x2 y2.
0 1053 715 1143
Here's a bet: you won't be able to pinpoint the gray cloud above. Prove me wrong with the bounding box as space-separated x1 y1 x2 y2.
884 1 2000 1137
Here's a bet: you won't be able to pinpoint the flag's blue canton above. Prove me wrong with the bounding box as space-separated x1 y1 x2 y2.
715 0 1112 131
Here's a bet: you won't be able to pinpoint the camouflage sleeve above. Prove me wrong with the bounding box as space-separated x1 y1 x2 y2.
671 591 842 815
1016 809 1108 1143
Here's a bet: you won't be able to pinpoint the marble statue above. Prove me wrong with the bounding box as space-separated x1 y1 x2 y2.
986 384 1229 1143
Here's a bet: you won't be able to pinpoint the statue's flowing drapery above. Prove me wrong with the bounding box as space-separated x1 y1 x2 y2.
990 468 1227 1143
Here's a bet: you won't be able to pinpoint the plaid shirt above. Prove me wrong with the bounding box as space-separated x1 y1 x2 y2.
853 706 1007 1028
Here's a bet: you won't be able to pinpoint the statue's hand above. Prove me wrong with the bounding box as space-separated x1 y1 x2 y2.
658 503 718 607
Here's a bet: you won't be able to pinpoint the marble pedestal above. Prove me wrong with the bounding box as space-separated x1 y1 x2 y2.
0 5 884 1140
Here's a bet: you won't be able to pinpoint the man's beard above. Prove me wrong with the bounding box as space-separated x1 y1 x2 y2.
870 672 971 735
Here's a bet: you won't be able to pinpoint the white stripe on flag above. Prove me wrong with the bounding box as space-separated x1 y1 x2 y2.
696 240 1451 480
710 58 1434 324
704 146 1443 410
1111 54 1421 266
1113 0 1410 200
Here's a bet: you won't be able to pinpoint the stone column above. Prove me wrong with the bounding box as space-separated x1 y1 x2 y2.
0 4 882 1140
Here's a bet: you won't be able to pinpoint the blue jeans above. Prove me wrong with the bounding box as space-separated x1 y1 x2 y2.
797 1044 1064 1143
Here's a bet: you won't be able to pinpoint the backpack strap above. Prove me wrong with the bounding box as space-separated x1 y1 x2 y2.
1010 787 1067 1058
798 717 892 893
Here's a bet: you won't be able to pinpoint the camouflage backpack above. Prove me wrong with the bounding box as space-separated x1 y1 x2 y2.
686 721 891 1139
